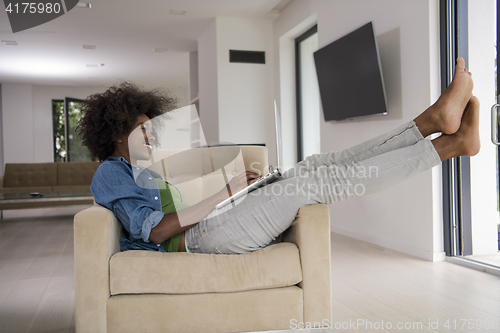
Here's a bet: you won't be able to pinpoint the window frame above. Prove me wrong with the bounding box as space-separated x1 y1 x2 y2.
295 25 318 162
440 0 473 256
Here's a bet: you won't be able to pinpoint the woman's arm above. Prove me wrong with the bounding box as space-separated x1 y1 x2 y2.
148 171 261 244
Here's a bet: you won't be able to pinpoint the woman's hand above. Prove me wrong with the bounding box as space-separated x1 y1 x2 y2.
225 171 262 195
150 170 262 244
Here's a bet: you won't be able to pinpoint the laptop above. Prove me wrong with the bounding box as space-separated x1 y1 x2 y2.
215 100 283 209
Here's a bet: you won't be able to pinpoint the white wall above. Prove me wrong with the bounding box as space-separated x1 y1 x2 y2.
274 0 443 261
216 17 274 146
198 17 275 149
1 84 188 166
2 84 106 164
198 19 219 144
2 83 35 164
169 86 189 108
273 0 317 170
189 52 199 102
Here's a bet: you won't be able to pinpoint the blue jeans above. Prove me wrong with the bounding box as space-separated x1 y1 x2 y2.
185 121 441 254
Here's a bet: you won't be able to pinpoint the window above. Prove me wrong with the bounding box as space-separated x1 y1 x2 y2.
52 99 65 162
52 98 92 162
295 25 321 161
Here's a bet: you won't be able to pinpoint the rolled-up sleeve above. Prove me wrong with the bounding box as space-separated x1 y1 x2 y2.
91 159 165 247
141 210 165 243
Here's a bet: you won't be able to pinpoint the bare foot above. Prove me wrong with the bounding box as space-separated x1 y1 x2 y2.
453 96 481 156
415 58 474 137
432 96 480 161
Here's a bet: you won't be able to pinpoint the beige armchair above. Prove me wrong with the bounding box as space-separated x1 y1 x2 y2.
74 146 332 333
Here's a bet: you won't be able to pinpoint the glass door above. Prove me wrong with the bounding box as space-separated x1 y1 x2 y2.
467 0 500 265
444 0 500 271
52 99 65 162
65 97 92 162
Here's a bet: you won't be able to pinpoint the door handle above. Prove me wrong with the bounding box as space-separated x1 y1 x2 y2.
491 104 500 145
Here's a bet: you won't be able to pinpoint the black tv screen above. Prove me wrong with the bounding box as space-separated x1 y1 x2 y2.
314 22 387 121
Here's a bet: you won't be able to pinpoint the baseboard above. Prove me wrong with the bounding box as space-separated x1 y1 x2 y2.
331 225 446 262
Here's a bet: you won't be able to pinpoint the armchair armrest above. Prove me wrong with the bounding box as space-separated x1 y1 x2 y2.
281 204 332 324
0 175 3 187
74 204 122 333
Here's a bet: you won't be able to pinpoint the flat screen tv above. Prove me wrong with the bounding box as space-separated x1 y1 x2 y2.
314 22 387 121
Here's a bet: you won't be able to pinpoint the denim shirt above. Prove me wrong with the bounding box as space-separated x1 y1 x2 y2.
90 156 167 252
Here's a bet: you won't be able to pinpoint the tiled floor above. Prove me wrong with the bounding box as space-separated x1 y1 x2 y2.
1 209 500 333
0 209 79 333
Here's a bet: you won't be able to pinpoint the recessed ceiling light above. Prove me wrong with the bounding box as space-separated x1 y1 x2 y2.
86 63 104 67
77 2 91 8
2 40 17 45
83 45 96 50
169 9 187 15
154 48 168 53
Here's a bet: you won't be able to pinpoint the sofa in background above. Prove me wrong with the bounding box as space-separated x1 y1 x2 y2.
0 162 99 210
74 145 332 333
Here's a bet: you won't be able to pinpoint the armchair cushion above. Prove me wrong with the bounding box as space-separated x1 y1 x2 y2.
110 242 302 295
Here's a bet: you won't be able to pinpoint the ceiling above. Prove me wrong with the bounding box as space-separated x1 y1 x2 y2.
0 0 289 89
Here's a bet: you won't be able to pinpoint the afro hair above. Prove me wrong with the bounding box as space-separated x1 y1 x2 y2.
77 82 177 161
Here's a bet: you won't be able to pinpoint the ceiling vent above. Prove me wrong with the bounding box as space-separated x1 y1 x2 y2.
2 40 18 45
77 2 91 8
169 9 186 15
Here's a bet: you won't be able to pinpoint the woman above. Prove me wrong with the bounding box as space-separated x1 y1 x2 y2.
79 58 479 254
